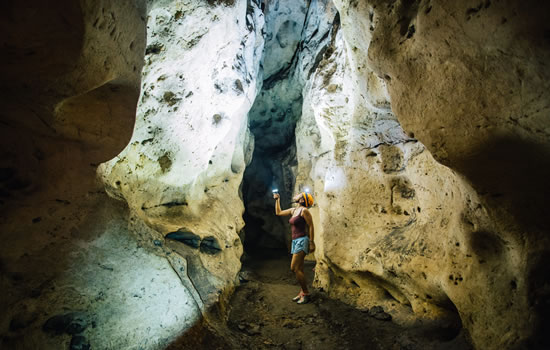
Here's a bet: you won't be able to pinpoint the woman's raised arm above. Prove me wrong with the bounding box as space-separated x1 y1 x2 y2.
274 193 294 216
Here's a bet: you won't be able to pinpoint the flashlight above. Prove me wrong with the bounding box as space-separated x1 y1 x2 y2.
272 189 279 193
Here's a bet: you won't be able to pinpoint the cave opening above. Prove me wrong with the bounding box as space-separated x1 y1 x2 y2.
241 0 335 257
241 136 297 256
241 3 304 256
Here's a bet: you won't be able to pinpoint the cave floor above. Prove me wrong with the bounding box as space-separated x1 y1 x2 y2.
221 253 473 350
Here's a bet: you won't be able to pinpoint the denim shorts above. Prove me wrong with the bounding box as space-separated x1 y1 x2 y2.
291 236 309 255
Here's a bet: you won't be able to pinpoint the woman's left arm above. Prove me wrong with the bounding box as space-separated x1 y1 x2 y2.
303 209 315 253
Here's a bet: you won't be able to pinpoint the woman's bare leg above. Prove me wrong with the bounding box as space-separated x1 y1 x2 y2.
291 251 308 294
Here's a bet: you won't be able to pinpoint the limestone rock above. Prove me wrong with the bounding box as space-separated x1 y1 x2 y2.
2 0 549 349
98 0 265 308
0 0 206 348
294 1 550 349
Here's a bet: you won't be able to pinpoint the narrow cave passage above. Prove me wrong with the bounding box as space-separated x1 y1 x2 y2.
232 2 472 348
241 142 298 255
241 79 303 255
2 0 547 348
241 1 308 256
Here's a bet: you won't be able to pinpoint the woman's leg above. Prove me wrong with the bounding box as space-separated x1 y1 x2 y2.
291 251 308 294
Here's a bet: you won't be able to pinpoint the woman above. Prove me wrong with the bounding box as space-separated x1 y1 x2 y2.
273 190 315 304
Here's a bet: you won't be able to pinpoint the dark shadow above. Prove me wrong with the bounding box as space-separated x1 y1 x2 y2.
526 251 550 349
164 318 232 350
457 136 550 234
0 1 145 348
456 136 550 345
0 0 84 93
469 230 506 262
241 148 291 257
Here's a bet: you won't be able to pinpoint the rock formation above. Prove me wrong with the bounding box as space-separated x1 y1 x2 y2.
1 0 548 349
98 0 265 309
0 0 263 348
293 1 550 349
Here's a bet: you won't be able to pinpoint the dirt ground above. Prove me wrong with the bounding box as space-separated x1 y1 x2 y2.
215 252 473 350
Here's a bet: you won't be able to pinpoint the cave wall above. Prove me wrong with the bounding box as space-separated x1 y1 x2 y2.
294 0 550 349
0 0 218 348
0 0 276 347
2 0 549 348
98 0 265 307
359 1 550 347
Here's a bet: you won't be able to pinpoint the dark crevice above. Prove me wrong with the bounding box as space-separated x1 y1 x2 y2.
166 231 201 249
307 12 340 79
527 252 550 347
200 236 222 255
166 231 222 256
262 62 294 90
243 2 343 257
141 200 188 210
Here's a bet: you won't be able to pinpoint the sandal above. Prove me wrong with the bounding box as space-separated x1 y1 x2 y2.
297 294 310 304
292 291 304 302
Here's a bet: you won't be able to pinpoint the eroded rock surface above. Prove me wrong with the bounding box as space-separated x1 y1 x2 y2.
0 0 205 348
293 1 550 349
98 0 265 308
1 0 548 349
0 0 236 348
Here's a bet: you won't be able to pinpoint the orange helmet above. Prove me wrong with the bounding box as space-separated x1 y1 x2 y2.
301 192 314 208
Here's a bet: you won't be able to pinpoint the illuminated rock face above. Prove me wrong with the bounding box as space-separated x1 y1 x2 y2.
294 1 550 349
98 0 264 307
1 0 549 349
0 0 204 348
0 0 262 348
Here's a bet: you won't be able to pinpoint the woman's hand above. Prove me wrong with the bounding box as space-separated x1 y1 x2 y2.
273 193 280 200
309 240 315 253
